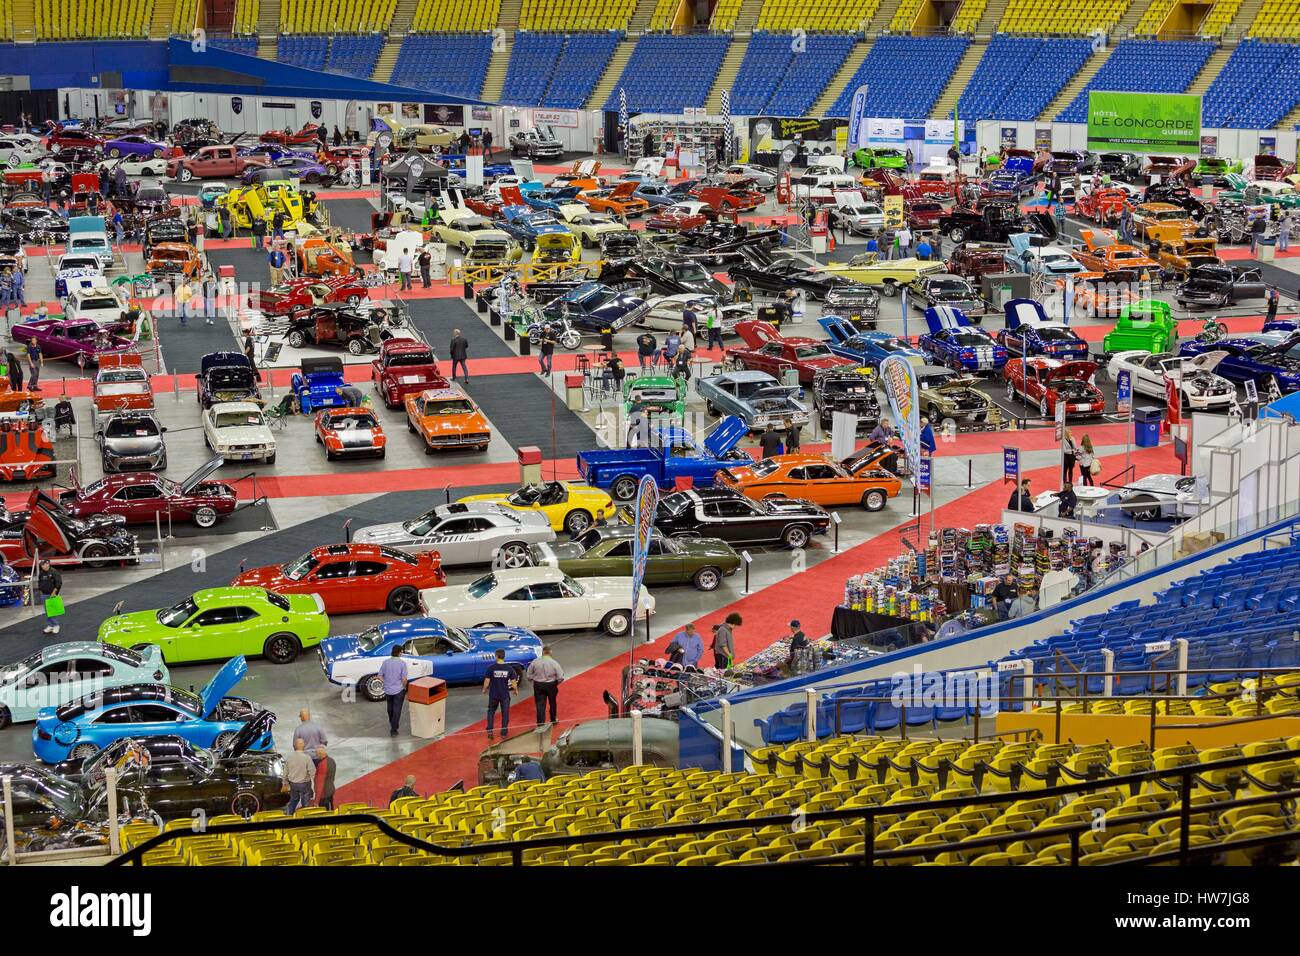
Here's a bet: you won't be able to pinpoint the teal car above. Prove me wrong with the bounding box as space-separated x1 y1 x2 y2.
0 642 168 728
1219 175 1300 209
624 373 686 416
98 586 330 665
853 147 908 171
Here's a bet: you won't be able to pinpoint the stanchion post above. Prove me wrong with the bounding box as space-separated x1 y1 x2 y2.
106 767 120 855
741 550 751 593
630 709 643 765
721 699 733 772
804 687 817 741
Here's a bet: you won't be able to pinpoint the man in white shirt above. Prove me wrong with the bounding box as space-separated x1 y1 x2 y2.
397 250 413 291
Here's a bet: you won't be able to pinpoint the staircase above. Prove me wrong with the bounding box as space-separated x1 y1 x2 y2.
1038 46 1111 121
11 0 34 40
498 0 523 29
932 38 986 118
372 37 403 82
705 37 747 112
1219 0 1265 36
390 0 420 33
733 0 764 33
811 39 872 116
586 38 635 109
977 0 1011 33
257 0 279 37
866 0 895 33
150 0 178 37
1278 102 1300 131
628 0 659 32
481 35 513 102
257 37 278 60
1186 45 1233 94
1113 0 1151 37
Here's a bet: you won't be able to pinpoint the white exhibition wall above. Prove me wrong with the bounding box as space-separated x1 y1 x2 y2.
975 119 1298 162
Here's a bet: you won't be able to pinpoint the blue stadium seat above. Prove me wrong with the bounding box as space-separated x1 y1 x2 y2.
603 34 731 112
211 36 259 56
1057 40 1214 123
731 32 857 118
1203 39 1300 129
956 35 1092 123
503 32 620 109
390 33 494 98
826 35 969 119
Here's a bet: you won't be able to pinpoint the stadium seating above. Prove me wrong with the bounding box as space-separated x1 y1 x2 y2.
1202 39 1300 128
328 33 384 78
277 34 329 71
950 0 989 33
211 35 259 54
1056 39 1214 122
647 0 683 31
389 32 493 98
1134 0 1176 34
710 0 743 30
1250 0 1300 38
520 0 637 32
410 0 502 32
544 32 622 109
126 736 1300 866
172 0 198 35
1198 0 1243 36
731 32 858 118
603 33 731 113
756 0 881 32
826 35 969 119
232 0 260 35
502 32 565 107
279 0 396 34
999 0 1133 34
890 0 924 31
956 35 1092 123
33 0 154 39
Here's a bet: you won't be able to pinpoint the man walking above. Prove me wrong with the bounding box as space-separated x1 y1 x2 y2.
449 329 469 381
284 739 315 814
26 338 42 391
313 746 337 810
252 216 266 249
293 708 328 760
379 645 408 737
538 325 555 375
483 649 518 740
525 645 564 726
37 558 62 635
398 248 413 291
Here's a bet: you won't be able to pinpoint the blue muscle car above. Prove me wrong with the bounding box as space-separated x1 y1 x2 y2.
919 306 1008 374
500 206 572 249
318 617 543 700
540 282 650 334
995 298 1089 360
818 317 922 370
524 185 583 212
1178 334 1300 394
31 656 268 764
983 170 1037 198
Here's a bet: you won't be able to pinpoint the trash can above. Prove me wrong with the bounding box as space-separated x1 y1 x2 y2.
408 676 447 739
518 331 531 355
1260 241 1276 262
564 373 585 410
518 445 542 485
1134 406 1163 448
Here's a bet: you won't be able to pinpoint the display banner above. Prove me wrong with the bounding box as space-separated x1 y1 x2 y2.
865 118 905 146
1086 91 1202 154
1116 369 1132 415
1003 447 1019 485
630 475 659 628
847 85 869 149
534 108 578 128
918 457 931 495
880 355 921 486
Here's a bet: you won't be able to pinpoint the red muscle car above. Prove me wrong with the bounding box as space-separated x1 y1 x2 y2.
370 338 447 409
647 202 713 232
1003 357 1104 418
260 123 327 147
726 320 856 386
231 543 445 615
58 456 238 529
314 406 386 460
254 275 370 316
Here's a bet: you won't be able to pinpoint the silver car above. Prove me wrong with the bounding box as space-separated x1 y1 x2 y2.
724 164 776 191
695 370 810 430
1117 474 1207 521
352 501 555 568
641 294 751 334
98 411 167 472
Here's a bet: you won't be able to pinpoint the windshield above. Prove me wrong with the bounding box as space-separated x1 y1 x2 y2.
421 398 474 416
750 459 780 478
931 279 972 294
329 413 378 430
1037 327 1077 342
80 297 118 310
356 626 387 652
157 597 198 627
466 573 497 599
402 508 441 536
951 331 989 346
281 552 319 581
672 264 710 282
106 417 159 438
794 345 833 360
214 410 266 428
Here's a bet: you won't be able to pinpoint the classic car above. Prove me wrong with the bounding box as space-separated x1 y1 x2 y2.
530 524 740 593
911 161 959 199
1141 156 1195 184
580 181 650 218
432 211 518 259
919 306 1008 373
1132 202 1200 244
218 180 317 231
1220 178 1300 209
510 128 564 159
404 385 491 454
1043 150 1094 176
92 353 153 419
145 242 203 280
914 364 995 424
99 586 328 665
696 369 810 431
0 205 69 240
352 500 555 568
320 618 543 699
640 294 750 334
286 305 388 357
203 402 277 463
1192 156 1243 186
32 657 265 764
232 543 443 616
552 204 633 248
1250 154 1297 182
635 485 831 551
1102 300 1179 356
169 145 268 182
1095 152 1143 182
1074 230 1159 275
576 417 752 500
996 298 1089 360
1118 474 1207 522
828 195 885 236
59 457 237 529
539 282 650 334
939 202 1055 245
143 215 190 253
613 255 735 303
1156 237 1222 277
852 147 908 170
633 182 681 208
1003 357 1104 418
1074 185 1133 226
1069 269 1140 319
818 318 923 370
725 320 857 385
908 272 987 315
238 142 315 164
1106 350 1236 410
498 205 570 249
690 182 763 214
196 351 260 408
255 275 369 316
624 373 686 417
0 642 168 728
260 122 327 147
820 254 945 299
724 164 778 191
459 481 614 538
246 155 337 186
947 243 1011 282
311 406 385 461
1176 262 1267 310
64 284 128 326
718 443 901 513
1143 182 1207 219
0 489 139 570
1004 233 1087 278
729 245 880 311
98 411 167 473
417 566 653 638
1178 335 1300 394
370 338 446 409
646 202 714 233
982 169 1037 198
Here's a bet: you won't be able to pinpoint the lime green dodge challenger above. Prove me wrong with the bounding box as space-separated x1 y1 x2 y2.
99 587 330 665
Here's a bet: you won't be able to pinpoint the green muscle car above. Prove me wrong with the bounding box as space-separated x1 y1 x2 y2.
527 525 741 591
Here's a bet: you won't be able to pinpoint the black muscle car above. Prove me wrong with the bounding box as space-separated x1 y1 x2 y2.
196 351 261 408
1175 263 1267 309
812 368 882 431
539 281 650 333
632 485 831 550
611 255 735 301
938 202 1056 245
728 245 880 311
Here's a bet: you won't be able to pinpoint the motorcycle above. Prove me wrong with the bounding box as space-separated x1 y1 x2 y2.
1194 315 1228 343
524 309 582 351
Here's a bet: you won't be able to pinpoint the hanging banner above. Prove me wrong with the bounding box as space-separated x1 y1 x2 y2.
1116 369 1132 416
533 108 579 128
1003 447 1019 485
630 475 659 628
923 120 957 145
1086 91 1202 155
880 355 921 485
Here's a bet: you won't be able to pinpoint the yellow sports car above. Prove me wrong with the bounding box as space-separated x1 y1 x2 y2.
218 180 314 230
458 481 615 536
821 255 945 295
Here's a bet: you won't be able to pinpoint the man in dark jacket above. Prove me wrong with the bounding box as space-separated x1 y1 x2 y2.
993 574 1019 620
417 247 432 288
38 558 63 635
643 132 655 158
1056 481 1078 519
1007 479 1034 512
389 775 419 805
636 331 657 371
314 746 337 809
759 425 784 458
449 329 469 381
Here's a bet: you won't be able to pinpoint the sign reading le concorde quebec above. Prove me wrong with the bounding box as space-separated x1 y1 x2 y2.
1086 91 1202 155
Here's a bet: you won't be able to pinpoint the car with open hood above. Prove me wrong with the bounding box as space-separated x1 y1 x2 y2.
996 298 1089 360
254 274 369 316
510 128 564 159
1192 155 1243 186
232 543 443 616
59 456 237 528
1178 334 1300 394
580 181 650 218
99 586 329 664
1004 233 1087 279
196 351 261 408
1095 152 1142 182
725 320 857 385
1075 185 1134 227
1003 357 1104 418
404 385 491 454
98 410 168 473
320 618 543 699
908 272 988 316
1106 350 1236 410
539 281 650 335
499 205 571 251
576 417 753 500
1074 229 1159 275
1132 202 1201 244
919 306 1007 374
0 490 138 570
810 367 882 431
624 373 687 417
729 245 880 312
417 566 653 638
639 293 751 334
939 201 1056 245
613 255 735 303
0 642 168 728
528 525 741 591
696 369 810 431
820 253 944 300
818 318 923 371
914 364 994 425
717 444 901 512
1175 262 1267 310
1156 237 1223 277
31 656 265 764
633 485 831 550
352 500 555 568
1249 154 1296 182
203 401 276 464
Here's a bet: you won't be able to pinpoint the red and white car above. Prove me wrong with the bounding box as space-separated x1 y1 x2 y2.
646 202 713 232
726 320 857 386
253 275 370 316
1003 358 1104 418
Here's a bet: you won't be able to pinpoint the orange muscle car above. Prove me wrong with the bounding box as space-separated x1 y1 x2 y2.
404 386 491 453
715 444 902 511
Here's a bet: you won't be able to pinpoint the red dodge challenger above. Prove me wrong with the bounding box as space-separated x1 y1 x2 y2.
232 544 445 616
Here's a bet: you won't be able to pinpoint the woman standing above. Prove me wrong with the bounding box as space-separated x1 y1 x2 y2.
1062 427 1077 483
1077 434 1096 486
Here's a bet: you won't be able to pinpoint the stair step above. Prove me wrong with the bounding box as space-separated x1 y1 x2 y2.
706 37 749 112
586 39 636 110
932 38 986 119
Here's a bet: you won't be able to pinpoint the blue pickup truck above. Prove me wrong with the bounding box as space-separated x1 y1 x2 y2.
576 416 751 501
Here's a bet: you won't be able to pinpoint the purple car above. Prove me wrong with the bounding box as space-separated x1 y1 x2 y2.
10 318 133 365
242 156 336 186
104 135 172 160
238 143 316 163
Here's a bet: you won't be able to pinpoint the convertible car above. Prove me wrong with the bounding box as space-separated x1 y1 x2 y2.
319 617 543 699
529 525 741 591
458 481 615 537
9 317 132 366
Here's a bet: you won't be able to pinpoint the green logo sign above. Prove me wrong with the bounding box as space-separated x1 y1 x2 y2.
1086 92 1202 155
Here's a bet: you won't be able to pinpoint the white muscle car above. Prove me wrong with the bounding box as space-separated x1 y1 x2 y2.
203 402 276 463
1106 350 1236 410
352 501 555 568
